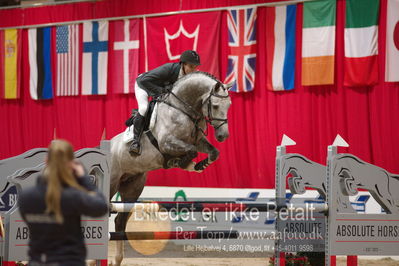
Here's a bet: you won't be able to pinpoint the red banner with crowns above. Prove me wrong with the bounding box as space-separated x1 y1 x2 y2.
144 11 222 77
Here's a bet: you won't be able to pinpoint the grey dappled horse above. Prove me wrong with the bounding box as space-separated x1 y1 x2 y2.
109 72 232 265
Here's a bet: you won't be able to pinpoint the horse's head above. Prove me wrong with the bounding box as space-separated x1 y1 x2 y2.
170 72 232 142
202 82 232 142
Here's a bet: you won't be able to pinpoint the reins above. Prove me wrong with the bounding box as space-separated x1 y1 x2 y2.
156 81 229 137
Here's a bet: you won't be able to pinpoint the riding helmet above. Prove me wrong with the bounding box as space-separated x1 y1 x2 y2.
180 50 201 66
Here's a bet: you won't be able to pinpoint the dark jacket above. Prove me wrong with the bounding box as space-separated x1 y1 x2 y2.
136 62 181 96
18 175 108 265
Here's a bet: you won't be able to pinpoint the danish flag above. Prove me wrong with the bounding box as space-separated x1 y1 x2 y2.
225 8 257 93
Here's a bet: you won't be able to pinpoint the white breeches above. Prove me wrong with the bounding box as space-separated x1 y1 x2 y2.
135 82 149 116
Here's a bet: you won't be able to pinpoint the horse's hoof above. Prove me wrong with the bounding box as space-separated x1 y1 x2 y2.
185 161 202 173
194 160 209 172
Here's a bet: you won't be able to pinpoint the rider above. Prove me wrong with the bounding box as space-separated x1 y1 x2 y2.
129 50 201 155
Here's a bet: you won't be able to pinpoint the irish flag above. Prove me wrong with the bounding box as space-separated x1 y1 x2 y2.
265 5 297 91
302 0 336 86
344 0 379 86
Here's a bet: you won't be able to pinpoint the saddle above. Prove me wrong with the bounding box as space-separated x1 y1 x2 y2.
124 100 156 131
124 100 175 169
125 93 168 128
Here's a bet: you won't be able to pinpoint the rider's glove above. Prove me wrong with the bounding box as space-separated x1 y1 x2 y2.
163 85 173 93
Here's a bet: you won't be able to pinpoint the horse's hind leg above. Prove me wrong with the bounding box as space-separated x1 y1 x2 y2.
112 173 147 266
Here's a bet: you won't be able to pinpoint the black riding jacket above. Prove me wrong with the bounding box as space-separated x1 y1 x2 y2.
18 175 108 265
136 62 181 96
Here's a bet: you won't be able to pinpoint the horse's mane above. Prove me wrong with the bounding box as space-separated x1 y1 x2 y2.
191 71 221 83
175 71 221 87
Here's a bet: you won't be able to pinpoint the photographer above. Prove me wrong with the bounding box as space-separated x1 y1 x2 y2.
18 139 108 266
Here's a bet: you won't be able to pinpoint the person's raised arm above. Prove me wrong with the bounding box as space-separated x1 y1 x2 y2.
71 161 109 217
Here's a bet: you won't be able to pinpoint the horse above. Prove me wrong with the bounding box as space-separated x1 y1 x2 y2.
0 148 48 213
332 154 399 214
281 154 327 200
109 71 232 265
280 153 360 214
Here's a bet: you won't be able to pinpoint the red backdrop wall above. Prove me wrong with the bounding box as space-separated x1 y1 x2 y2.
0 0 398 189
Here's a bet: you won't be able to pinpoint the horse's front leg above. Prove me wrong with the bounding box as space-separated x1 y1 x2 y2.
193 137 220 173
160 136 198 169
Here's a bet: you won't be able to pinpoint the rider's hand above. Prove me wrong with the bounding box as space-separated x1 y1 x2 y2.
163 85 173 93
70 160 85 177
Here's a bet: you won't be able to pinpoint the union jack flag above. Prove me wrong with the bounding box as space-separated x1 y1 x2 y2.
225 8 257 93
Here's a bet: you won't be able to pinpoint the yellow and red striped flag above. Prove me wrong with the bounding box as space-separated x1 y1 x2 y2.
0 29 21 99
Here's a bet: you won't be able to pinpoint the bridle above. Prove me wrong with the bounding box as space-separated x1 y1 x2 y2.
158 82 229 136
203 84 229 130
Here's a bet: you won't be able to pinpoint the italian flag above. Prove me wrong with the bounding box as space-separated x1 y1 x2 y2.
302 0 336 86
344 0 379 86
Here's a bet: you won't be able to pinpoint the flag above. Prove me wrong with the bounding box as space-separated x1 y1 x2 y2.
344 0 379 86
302 0 336 86
225 7 257 93
82 21 108 95
109 19 139 94
56 25 79 96
385 0 399 82
28 27 53 100
0 29 21 99
265 5 296 91
144 12 221 76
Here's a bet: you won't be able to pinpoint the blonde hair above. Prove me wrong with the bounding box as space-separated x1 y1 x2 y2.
43 140 85 223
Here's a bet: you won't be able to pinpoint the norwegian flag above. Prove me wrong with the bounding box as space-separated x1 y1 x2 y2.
225 7 257 93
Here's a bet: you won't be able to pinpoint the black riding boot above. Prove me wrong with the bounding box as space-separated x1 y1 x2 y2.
129 113 145 156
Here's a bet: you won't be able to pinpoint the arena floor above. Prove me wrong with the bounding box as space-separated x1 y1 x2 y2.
108 242 399 266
